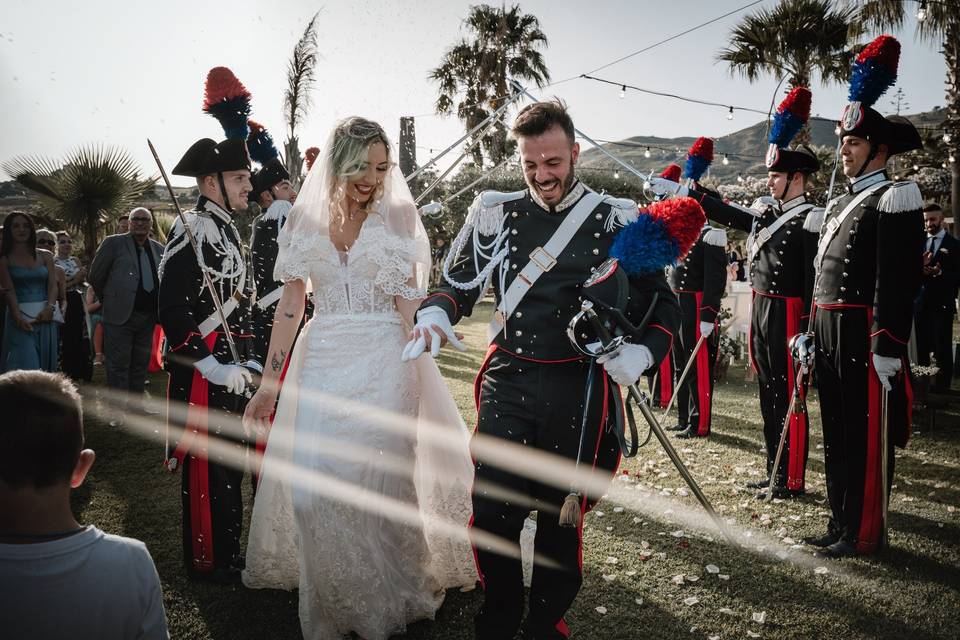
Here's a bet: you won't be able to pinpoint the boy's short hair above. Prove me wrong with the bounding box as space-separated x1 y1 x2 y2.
0 371 84 488
923 203 943 214
511 99 575 144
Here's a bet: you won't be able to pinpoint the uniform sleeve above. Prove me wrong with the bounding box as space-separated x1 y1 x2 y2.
625 269 680 367
249 217 272 294
872 186 924 357
700 233 728 324
688 187 755 232
801 211 822 321
158 233 211 364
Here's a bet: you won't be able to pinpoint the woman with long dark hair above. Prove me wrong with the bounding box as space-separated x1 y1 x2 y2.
0 212 59 372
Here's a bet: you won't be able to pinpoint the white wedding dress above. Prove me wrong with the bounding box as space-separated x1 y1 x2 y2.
242 213 477 640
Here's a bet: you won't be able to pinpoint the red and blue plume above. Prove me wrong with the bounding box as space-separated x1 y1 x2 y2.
769 87 811 148
202 67 252 140
660 163 682 182
246 120 280 165
304 146 320 172
684 137 713 182
848 35 900 107
610 197 706 276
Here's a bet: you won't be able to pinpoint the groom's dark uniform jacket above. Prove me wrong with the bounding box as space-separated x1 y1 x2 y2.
418 180 679 639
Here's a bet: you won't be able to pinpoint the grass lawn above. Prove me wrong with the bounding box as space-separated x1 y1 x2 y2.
73 301 960 639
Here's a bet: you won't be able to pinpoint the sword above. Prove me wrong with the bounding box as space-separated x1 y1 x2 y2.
580 301 735 544
660 332 707 422
881 385 890 548
765 332 814 502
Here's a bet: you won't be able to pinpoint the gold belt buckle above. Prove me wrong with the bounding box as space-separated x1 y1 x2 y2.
529 246 557 272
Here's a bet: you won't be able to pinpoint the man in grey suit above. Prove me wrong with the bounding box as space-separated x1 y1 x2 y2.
89 207 164 422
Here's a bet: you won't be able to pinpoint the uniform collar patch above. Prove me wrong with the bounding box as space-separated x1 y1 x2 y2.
199 197 233 224
529 179 585 213
848 169 888 194
778 195 807 213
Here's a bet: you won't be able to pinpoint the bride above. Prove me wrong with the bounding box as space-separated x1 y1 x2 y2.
242 117 476 639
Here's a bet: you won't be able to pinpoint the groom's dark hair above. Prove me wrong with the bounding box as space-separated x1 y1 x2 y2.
512 99 575 144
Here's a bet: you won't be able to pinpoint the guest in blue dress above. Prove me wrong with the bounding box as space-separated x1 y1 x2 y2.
0 211 59 372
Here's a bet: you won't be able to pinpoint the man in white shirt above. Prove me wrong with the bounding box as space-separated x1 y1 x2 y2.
0 370 168 639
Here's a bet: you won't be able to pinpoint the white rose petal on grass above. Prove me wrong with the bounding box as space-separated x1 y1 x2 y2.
595 606 608 615
706 564 720 574
641 540 650 549
633 517 642 524
635 597 644 605
605 556 619 564
594 511 605 517
683 596 700 606
602 574 617 582
718 574 730 581
747 631 761 638
686 575 700 582
671 574 685 585
709 636 721 640
783 537 796 545
814 566 830 575
625 570 637 577
671 530 686 537
613 506 624 513
719 607 736 616
752 611 767 624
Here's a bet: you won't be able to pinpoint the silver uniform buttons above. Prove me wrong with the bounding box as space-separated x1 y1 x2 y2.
594 232 601 238
516 346 524 353
595 213 603 220
515 330 523 337
592 248 600 255
511 229 518 235
515 311 522 318
512 212 518 218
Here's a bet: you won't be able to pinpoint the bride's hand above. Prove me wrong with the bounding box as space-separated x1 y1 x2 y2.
243 387 278 439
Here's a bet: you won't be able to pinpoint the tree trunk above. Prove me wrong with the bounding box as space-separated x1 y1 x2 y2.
285 137 304 190
945 21 960 236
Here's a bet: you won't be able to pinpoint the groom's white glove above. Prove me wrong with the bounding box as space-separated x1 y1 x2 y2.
699 321 715 338
646 177 688 199
597 342 654 386
402 306 467 361
872 354 901 392
194 354 252 395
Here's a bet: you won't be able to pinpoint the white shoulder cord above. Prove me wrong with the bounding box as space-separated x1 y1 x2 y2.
442 204 510 295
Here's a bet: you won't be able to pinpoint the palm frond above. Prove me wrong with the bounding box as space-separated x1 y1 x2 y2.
284 11 321 136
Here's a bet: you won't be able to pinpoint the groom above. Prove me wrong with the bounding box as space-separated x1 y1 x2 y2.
405 100 680 639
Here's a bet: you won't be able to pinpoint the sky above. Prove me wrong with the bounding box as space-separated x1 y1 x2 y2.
0 0 948 187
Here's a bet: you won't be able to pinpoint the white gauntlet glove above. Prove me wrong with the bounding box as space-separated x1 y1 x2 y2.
194 354 253 395
401 306 467 361
699 321 715 338
872 354 901 392
596 343 654 386
646 177 688 199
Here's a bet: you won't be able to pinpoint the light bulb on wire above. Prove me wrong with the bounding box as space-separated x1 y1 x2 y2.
722 154 730 166
736 173 744 183
619 85 626 99
917 1 927 22
613 170 620 179
951 155 956 164
727 106 734 121
944 133 952 144
644 147 651 158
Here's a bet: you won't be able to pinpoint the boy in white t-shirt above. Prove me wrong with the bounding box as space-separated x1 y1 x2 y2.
0 370 169 640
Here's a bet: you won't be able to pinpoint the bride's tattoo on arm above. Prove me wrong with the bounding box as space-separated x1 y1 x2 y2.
271 349 287 372
284 311 295 319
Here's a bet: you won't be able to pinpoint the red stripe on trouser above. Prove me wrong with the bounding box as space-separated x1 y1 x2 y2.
658 353 672 407
694 292 712 436
149 325 164 372
857 309 885 554
186 333 219 572
748 291 757 372
785 296 807 491
469 344 500 590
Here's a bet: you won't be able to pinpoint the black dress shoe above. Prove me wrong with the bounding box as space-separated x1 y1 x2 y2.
821 540 858 558
676 427 704 439
755 486 804 500
666 423 687 432
188 567 242 584
803 532 840 547
745 478 770 489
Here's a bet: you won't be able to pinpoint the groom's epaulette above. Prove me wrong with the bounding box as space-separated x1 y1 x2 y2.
466 190 526 236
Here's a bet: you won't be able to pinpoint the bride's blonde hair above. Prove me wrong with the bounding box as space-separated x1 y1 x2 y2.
327 117 391 227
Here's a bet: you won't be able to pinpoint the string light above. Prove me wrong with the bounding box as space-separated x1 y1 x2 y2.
722 154 730 165
951 155 956 164
644 147 651 158
727 106 734 120
917 1 927 22
944 133 952 143
619 85 626 99
613 170 620 178
736 173 744 183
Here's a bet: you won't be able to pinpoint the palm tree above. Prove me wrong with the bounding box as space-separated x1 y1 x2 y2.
2 145 155 262
717 0 857 142
431 4 550 165
284 12 320 188
853 0 960 233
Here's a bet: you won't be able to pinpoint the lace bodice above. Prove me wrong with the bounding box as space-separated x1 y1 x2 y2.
277 216 426 317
